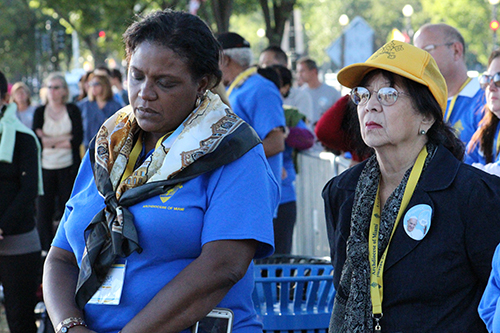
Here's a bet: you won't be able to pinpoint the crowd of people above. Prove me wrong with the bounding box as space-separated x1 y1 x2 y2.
2 8 500 333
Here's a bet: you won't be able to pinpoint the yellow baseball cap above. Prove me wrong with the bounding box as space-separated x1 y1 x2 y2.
337 40 447 113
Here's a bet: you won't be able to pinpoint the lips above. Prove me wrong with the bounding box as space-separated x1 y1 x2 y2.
135 106 157 116
366 121 382 130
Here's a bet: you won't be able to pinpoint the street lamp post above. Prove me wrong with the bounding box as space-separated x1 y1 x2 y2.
490 0 500 49
339 14 349 68
402 4 414 40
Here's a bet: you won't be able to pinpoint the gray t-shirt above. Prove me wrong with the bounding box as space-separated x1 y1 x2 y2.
302 83 341 126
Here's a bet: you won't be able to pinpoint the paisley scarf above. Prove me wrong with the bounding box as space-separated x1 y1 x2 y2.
75 91 261 308
330 144 436 332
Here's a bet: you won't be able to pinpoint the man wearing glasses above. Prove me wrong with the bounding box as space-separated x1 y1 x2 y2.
414 23 484 145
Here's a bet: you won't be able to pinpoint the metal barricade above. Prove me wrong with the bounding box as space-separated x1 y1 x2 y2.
293 149 350 257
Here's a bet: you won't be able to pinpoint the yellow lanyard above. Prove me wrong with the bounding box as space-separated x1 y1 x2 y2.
226 67 257 97
369 145 428 328
120 132 171 183
445 77 471 123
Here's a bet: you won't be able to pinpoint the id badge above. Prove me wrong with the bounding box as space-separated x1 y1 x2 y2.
88 261 126 305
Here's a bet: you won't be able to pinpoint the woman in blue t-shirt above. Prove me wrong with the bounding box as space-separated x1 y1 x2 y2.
42 9 278 333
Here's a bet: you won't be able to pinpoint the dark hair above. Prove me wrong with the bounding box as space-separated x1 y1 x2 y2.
468 49 500 163
360 69 465 160
0 71 7 101
297 57 317 71
110 69 123 83
262 46 288 66
271 65 292 87
257 67 281 90
123 9 222 89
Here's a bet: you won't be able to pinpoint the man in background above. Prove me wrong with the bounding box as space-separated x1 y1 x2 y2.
217 32 285 194
414 23 484 145
259 46 314 123
296 57 341 127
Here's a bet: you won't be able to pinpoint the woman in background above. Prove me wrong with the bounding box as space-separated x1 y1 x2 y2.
0 70 43 333
33 73 83 252
77 73 122 149
465 49 500 175
10 82 36 129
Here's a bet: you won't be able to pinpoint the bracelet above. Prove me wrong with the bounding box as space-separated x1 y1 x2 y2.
56 317 87 333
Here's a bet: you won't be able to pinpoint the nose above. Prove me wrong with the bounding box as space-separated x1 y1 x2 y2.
364 91 382 112
489 79 498 91
138 79 157 101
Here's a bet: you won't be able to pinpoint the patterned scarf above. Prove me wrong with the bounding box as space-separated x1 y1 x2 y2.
330 144 436 333
75 91 261 309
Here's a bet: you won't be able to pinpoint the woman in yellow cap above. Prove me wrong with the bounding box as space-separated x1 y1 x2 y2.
323 40 500 332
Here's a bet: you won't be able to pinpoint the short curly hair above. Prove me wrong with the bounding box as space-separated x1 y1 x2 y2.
123 9 222 89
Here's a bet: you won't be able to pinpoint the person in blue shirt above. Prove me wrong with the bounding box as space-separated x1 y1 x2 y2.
465 49 500 170
77 74 122 150
42 10 278 333
414 23 484 145
218 32 286 194
258 65 315 254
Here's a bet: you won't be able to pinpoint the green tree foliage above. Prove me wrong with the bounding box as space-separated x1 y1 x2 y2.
1 0 497 88
298 0 493 71
0 0 40 83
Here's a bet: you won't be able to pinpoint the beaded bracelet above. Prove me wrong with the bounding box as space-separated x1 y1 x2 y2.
56 317 87 333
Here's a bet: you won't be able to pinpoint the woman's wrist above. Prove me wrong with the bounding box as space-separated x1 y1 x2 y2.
55 317 87 333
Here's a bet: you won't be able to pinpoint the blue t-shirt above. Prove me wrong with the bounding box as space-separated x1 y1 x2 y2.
77 99 122 149
464 121 500 165
479 243 500 332
228 74 286 191
52 145 278 333
445 78 484 144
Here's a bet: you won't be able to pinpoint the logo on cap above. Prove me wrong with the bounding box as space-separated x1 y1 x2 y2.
371 40 404 60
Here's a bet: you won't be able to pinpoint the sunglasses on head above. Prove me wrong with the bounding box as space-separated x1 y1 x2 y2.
479 72 500 90
350 86 409 106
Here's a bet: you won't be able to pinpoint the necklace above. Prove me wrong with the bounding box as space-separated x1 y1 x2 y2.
47 104 67 121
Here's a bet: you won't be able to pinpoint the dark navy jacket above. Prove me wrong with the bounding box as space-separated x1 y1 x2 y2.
323 145 500 332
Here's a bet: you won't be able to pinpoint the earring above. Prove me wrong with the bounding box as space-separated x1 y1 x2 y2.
419 129 426 135
195 94 202 108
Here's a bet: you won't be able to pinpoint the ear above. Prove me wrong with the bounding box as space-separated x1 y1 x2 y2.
196 75 210 95
421 114 435 131
221 55 230 67
452 41 464 61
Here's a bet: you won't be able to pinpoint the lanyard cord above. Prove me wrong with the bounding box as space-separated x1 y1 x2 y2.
120 131 171 183
369 145 428 321
445 77 471 123
226 67 257 97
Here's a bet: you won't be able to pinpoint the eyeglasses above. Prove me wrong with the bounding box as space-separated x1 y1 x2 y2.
89 82 101 87
479 72 500 90
350 86 409 106
47 85 62 90
422 42 454 52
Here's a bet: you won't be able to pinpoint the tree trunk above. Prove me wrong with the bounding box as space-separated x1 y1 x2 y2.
259 0 295 46
211 0 232 33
